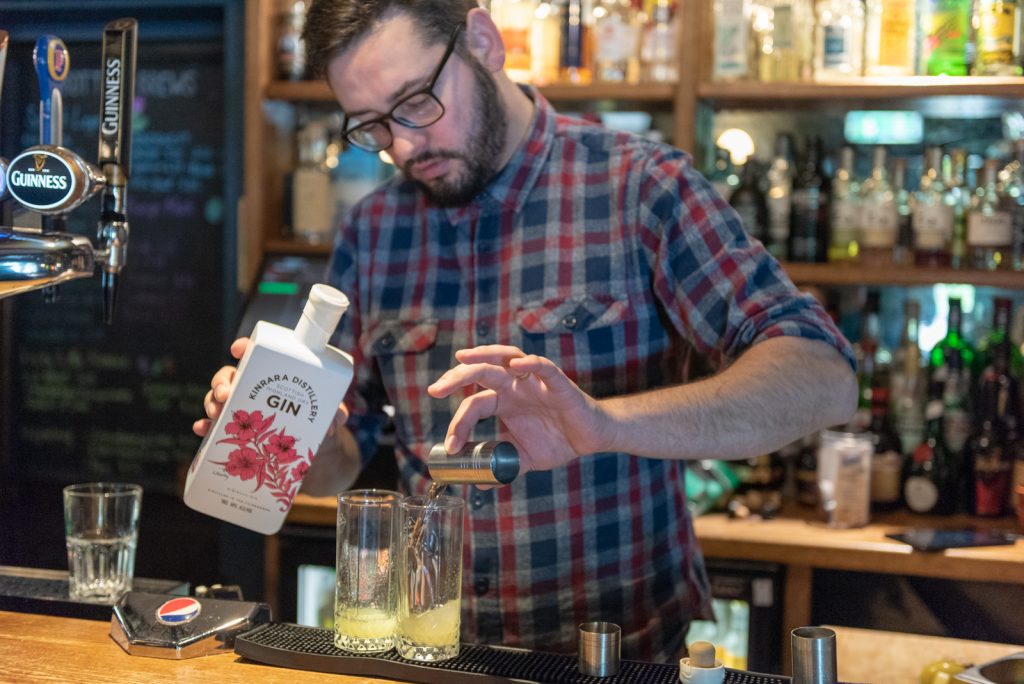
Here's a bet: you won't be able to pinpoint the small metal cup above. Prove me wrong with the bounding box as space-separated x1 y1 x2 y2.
578 621 621 677
791 626 837 684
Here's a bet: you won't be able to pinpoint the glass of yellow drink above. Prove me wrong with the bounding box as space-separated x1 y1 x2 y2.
334 489 401 652
396 493 464 662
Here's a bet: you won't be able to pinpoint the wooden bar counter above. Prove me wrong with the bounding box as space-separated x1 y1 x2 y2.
693 508 1024 673
0 609 392 683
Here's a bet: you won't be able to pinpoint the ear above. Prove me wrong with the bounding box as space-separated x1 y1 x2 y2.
465 6 506 73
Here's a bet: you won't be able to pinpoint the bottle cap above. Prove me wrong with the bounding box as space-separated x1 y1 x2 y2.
689 641 716 668
302 284 348 336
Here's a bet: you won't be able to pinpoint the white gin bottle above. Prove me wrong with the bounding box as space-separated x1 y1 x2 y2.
184 284 354 534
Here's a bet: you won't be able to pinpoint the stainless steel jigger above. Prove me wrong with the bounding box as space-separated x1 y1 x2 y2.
578 621 621 677
791 626 838 684
426 441 520 486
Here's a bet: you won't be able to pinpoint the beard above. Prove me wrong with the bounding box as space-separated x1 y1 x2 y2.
402 58 508 208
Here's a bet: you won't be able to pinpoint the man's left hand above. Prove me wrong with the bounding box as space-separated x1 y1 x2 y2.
427 345 609 473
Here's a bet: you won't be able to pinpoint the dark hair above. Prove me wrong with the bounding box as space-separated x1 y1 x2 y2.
303 0 479 79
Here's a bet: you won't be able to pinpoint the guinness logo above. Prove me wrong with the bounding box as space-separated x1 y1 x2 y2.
7 147 80 212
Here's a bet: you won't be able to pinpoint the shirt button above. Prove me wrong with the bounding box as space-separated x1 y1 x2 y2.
474 578 490 596
562 314 577 329
472 492 486 509
476 321 490 337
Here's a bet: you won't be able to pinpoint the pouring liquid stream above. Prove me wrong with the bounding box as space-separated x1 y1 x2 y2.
407 481 448 611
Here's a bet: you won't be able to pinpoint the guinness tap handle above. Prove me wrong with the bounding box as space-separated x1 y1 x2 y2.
98 18 137 179
97 18 137 324
33 35 69 147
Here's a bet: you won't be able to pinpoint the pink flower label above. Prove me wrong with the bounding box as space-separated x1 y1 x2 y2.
211 409 314 512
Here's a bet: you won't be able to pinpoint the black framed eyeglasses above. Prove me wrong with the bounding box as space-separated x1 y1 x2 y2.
341 24 463 152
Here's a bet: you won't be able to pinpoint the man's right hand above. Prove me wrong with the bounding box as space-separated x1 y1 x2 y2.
192 337 252 438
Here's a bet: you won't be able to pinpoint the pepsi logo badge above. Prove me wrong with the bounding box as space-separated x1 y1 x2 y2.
155 597 202 625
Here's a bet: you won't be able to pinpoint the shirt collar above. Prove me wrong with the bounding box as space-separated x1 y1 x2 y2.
440 85 555 222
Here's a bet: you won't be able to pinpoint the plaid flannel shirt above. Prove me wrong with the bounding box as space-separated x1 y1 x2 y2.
328 88 855 661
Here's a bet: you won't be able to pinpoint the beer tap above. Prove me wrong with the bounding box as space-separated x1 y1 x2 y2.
96 18 136 324
0 19 137 323
35 35 70 301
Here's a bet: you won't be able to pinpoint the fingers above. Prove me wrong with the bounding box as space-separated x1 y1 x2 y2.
428 362 518 398
192 418 212 437
230 337 251 360
445 390 499 452
326 404 350 437
453 345 525 367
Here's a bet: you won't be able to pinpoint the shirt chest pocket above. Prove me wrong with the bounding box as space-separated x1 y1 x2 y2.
516 294 633 337
515 294 642 399
364 318 440 388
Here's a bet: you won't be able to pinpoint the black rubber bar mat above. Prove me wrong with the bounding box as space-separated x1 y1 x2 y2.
235 622 793 684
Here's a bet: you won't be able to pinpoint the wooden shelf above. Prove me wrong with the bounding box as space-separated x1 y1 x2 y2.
699 76 1024 102
259 242 1024 290
538 82 676 102
782 262 1024 289
265 79 676 103
264 238 332 255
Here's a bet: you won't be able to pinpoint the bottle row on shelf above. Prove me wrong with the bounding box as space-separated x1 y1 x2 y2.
274 0 680 87
687 293 1024 523
713 0 1023 82
850 292 1022 518
716 136 1024 270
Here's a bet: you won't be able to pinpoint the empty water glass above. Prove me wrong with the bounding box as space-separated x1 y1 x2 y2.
63 482 142 603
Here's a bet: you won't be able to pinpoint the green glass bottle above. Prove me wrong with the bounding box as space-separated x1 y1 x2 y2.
974 297 1024 379
929 298 975 370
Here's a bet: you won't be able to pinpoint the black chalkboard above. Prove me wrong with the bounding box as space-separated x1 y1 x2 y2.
1 28 239 494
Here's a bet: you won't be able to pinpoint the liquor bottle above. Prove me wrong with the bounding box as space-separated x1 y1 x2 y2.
531 1 563 85
708 146 740 201
858 146 899 268
864 0 918 75
974 0 1023 75
592 0 640 82
930 297 976 372
292 120 334 245
276 0 308 81
491 0 534 82
713 0 753 80
640 0 678 82
813 0 866 78
944 149 970 268
828 146 861 262
1003 139 1024 270
730 159 770 242
968 158 1013 270
755 0 814 81
974 297 1024 378
969 347 1016 516
893 157 914 266
766 133 795 259
930 298 975 452
789 136 829 262
912 146 954 267
890 298 926 456
868 384 905 512
561 0 594 83
796 433 820 507
185 284 355 534
854 290 891 429
903 380 957 514
922 0 974 75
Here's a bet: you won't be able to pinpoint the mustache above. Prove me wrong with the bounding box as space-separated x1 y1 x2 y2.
403 150 462 175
